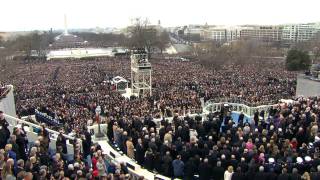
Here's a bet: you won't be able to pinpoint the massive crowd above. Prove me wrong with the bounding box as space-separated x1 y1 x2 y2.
109 96 320 180
1 56 296 132
0 56 309 179
0 110 132 180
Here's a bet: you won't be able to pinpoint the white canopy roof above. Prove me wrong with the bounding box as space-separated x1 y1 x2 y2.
112 76 128 84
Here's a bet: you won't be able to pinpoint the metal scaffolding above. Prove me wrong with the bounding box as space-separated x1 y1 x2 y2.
130 49 152 97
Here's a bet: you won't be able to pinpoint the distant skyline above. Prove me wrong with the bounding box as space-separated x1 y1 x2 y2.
1 0 320 31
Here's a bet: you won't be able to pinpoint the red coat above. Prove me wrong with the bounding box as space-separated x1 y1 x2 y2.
92 156 98 171
290 141 298 150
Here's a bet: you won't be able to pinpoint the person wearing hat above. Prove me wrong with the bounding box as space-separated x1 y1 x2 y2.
76 170 84 179
65 163 75 178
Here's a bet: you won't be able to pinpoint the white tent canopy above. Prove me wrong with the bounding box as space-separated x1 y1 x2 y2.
111 76 128 91
111 76 128 84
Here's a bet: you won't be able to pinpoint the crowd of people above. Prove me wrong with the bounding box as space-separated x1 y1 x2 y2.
0 56 296 132
0 111 133 179
110 96 320 180
0 55 305 179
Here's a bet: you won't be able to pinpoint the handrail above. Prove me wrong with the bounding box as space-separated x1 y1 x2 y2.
204 99 276 110
3 97 284 180
202 100 276 119
3 99 276 180
4 113 172 180
204 97 276 107
0 85 12 100
4 114 76 141
4 100 277 140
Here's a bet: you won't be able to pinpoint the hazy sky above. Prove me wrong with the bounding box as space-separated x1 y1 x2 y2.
1 0 320 31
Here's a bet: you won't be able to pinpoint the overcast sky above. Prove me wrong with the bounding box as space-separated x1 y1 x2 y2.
1 0 320 31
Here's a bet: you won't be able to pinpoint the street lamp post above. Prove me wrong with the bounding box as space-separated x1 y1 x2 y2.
95 105 104 138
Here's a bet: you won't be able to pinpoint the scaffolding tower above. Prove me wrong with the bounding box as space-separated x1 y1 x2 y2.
131 48 152 97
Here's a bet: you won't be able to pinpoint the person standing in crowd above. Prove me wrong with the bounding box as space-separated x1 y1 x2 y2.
96 156 107 177
126 137 135 159
172 155 184 179
56 130 67 154
81 131 92 167
278 168 290 180
302 172 311 180
0 111 10 149
38 124 50 154
162 151 173 176
231 167 245 180
290 168 302 180
135 138 145 165
8 135 20 161
212 161 224 180
14 127 27 161
144 148 154 171
311 165 320 180
199 158 212 180
224 166 234 180
253 166 268 180
1 57 319 179
16 159 24 176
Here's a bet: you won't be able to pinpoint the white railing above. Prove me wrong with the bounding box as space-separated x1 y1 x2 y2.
1 85 277 180
203 100 276 119
4 113 172 180
3 101 276 180
151 101 275 127
0 85 11 99
4 114 75 154
0 85 16 117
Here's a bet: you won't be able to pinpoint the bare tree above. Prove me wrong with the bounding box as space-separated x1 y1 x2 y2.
195 39 278 68
127 18 161 56
74 32 127 47
155 31 170 54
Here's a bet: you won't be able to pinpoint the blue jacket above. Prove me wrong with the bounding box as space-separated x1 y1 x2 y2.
172 159 184 177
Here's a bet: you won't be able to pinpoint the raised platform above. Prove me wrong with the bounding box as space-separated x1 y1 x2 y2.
0 85 16 117
296 74 320 97
46 47 127 60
